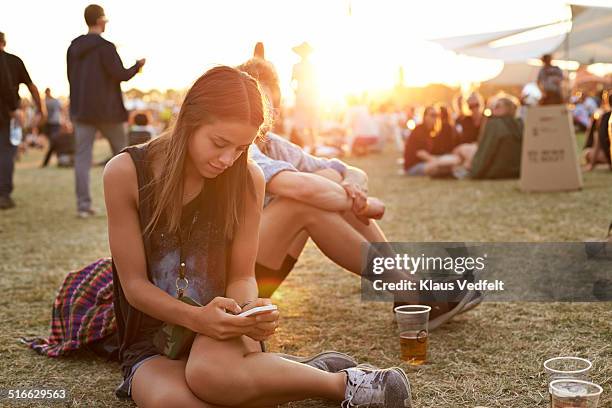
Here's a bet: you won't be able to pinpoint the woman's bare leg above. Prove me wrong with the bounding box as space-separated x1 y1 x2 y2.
454 143 478 169
185 335 346 407
287 230 309 259
257 197 368 274
131 356 226 408
342 211 387 242
416 152 461 177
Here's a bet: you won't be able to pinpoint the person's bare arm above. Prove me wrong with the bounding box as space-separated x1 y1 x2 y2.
225 162 279 341
225 162 265 306
269 133 368 190
104 153 254 339
343 165 368 190
267 170 353 212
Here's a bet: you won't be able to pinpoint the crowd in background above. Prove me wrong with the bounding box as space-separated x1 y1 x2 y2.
2 28 611 212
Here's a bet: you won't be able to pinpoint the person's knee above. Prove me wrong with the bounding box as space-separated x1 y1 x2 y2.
136 385 196 408
185 353 254 406
273 196 328 223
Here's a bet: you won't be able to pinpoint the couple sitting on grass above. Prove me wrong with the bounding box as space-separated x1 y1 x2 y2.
25 63 478 408
407 95 524 180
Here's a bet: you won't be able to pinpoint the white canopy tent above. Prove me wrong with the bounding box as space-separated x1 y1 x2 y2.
483 63 541 86
430 4 612 64
554 5 612 63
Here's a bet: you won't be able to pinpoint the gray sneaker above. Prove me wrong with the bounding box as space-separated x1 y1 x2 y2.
458 290 483 315
341 365 412 407
277 351 358 373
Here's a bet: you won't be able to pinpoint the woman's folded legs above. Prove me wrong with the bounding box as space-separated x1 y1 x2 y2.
131 355 224 408
184 334 346 407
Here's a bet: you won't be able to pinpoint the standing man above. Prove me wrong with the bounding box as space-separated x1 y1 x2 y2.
537 54 564 105
67 4 145 218
0 32 45 210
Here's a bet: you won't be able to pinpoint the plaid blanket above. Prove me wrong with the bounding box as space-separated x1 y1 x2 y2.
21 258 117 357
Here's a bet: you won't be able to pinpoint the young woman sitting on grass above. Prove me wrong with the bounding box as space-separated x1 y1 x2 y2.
103 66 412 408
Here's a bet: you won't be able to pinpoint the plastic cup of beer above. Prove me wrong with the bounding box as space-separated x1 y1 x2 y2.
394 305 431 365
544 357 592 382
549 379 603 408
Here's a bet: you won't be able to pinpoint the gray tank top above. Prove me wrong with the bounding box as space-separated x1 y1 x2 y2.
112 144 230 378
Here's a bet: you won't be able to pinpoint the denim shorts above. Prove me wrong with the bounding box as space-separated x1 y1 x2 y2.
114 342 266 399
115 354 163 399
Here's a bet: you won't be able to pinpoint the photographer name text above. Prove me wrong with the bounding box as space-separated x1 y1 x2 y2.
373 279 505 292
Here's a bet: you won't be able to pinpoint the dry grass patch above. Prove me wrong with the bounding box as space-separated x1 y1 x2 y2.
1 141 610 407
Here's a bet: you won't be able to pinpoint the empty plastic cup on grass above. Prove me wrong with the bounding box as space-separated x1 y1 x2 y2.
544 357 592 382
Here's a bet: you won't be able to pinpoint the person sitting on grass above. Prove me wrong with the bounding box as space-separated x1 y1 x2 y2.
238 58 480 330
402 106 438 176
127 111 156 146
455 92 484 145
103 66 412 408
402 105 458 177
417 94 523 180
584 90 611 171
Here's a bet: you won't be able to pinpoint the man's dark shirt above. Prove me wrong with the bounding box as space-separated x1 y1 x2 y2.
0 50 32 125
67 34 139 123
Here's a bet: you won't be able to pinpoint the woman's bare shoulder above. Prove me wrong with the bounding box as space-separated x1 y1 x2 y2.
104 152 136 182
103 152 138 203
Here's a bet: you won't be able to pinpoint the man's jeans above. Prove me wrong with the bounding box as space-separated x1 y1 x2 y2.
74 122 127 212
0 122 17 199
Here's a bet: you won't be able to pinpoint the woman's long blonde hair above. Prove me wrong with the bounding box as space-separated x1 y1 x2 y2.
144 66 269 239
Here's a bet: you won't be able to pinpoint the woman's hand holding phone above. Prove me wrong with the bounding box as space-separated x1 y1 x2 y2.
190 296 257 340
241 298 280 342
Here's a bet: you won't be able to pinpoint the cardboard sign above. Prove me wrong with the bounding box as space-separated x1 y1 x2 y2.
520 105 583 192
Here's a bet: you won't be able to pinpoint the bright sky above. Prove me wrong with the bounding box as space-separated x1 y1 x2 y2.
2 0 610 104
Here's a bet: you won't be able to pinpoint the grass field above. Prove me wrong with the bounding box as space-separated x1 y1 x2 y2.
1 140 610 407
